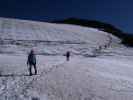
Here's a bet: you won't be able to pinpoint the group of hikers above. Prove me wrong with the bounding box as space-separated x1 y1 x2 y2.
27 49 70 76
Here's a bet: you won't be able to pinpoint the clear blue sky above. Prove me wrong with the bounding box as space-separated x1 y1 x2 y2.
0 0 133 33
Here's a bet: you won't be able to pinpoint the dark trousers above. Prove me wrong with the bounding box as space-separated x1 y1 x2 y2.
66 56 70 61
29 64 37 75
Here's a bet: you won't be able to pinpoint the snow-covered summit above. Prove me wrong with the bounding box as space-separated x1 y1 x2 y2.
0 17 120 42
0 17 120 55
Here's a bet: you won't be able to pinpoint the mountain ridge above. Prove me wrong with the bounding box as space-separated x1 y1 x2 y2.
53 18 133 46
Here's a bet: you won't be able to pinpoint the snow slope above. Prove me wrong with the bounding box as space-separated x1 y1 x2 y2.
0 17 120 55
1 18 133 100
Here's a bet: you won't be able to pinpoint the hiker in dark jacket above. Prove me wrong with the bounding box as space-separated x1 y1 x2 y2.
27 49 37 76
66 51 70 61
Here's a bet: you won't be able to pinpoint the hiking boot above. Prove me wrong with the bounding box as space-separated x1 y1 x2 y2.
29 73 32 76
35 72 37 75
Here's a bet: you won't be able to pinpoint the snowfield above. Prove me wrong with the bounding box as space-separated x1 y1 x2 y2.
0 18 133 100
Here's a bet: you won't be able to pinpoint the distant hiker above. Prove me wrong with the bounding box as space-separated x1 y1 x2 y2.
27 49 37 76
99 46 102 50
66 51 70 61
104 45 107 49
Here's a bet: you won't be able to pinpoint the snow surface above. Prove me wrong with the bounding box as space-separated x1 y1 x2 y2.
0 18 133 100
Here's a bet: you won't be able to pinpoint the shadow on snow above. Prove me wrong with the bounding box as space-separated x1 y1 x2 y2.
0 74 31 77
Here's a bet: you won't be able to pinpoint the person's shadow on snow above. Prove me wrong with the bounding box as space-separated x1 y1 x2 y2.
0 74 30 77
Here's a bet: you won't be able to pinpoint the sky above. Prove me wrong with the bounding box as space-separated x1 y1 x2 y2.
0 0 133 33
